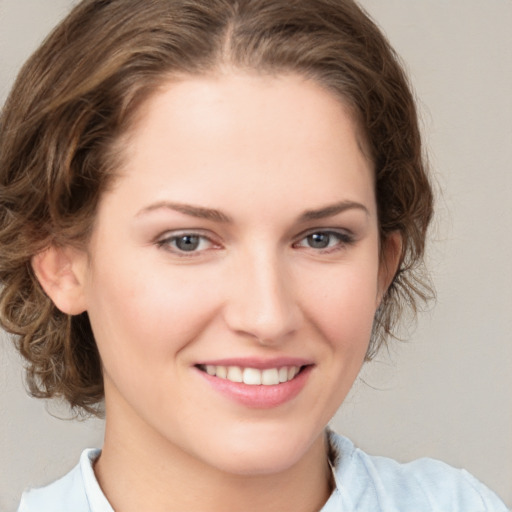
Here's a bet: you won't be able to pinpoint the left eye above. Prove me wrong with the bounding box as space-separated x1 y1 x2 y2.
295 231 352 250
158 233 214 253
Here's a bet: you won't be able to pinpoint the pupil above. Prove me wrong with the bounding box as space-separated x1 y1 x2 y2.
176 235 200 251
308 233 329 249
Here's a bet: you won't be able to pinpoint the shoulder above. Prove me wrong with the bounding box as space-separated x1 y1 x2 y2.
18 449 111 512
327 431 508 512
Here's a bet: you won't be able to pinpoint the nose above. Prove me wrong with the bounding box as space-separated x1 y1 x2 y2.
222 248 302 345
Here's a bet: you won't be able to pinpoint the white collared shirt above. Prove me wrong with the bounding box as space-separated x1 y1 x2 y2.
18 431 508 512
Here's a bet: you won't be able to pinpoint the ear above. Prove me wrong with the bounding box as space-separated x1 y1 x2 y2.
31 245 88 315
377 231 402 307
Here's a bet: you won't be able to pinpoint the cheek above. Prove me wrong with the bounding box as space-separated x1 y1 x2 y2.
84 251 220 365
301 261 380 350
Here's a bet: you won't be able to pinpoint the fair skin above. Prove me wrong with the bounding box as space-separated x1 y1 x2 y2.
34 72 400 512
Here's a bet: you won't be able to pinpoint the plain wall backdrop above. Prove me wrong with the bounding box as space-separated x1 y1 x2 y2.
1 1 511 510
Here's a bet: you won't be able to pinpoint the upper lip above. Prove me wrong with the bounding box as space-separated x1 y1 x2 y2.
194 357 313 370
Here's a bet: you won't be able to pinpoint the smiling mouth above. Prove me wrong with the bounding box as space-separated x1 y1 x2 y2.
196 364 307 386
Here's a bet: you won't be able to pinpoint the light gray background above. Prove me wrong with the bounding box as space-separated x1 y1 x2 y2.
1 1 511 510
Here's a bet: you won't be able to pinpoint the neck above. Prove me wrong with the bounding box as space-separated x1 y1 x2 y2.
95 394 333 512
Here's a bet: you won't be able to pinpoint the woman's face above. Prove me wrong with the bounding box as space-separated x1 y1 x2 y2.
77 73 392 475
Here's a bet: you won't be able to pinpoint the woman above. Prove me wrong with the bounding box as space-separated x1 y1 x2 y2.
0 0 508 510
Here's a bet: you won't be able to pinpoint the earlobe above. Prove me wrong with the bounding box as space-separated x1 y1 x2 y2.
377 232 403 306
31 245 88 315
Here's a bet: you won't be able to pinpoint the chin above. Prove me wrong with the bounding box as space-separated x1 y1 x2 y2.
209 450 303 477
195 424 323 476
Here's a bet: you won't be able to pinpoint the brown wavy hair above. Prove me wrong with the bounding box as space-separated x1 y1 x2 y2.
0 0 433 415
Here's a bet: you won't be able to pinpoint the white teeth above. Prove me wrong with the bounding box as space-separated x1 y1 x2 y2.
227 366 243 383
279 367 289 383
288 366 298 380
243 368 262 385
216 366 227 379
261 368 279 385
203 365 302 385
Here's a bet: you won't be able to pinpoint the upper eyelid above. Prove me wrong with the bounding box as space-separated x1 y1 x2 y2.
294 227 354 240
156 228 216 242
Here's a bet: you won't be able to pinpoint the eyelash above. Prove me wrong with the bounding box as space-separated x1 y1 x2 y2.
156 232 218 256
293 230 355 253
156 229 355 257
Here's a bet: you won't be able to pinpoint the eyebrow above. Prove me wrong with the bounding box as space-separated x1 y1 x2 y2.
136 201 232 223
298 201 369 221
136 200 368 223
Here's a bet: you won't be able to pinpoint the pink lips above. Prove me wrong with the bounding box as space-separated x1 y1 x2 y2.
194 357 313 409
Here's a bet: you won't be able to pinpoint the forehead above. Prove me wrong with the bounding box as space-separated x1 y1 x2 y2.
105 72 376 220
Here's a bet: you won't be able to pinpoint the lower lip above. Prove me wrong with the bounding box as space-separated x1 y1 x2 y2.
196 366 313 409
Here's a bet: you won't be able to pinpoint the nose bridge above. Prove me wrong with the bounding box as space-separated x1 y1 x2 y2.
224 243 301 343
